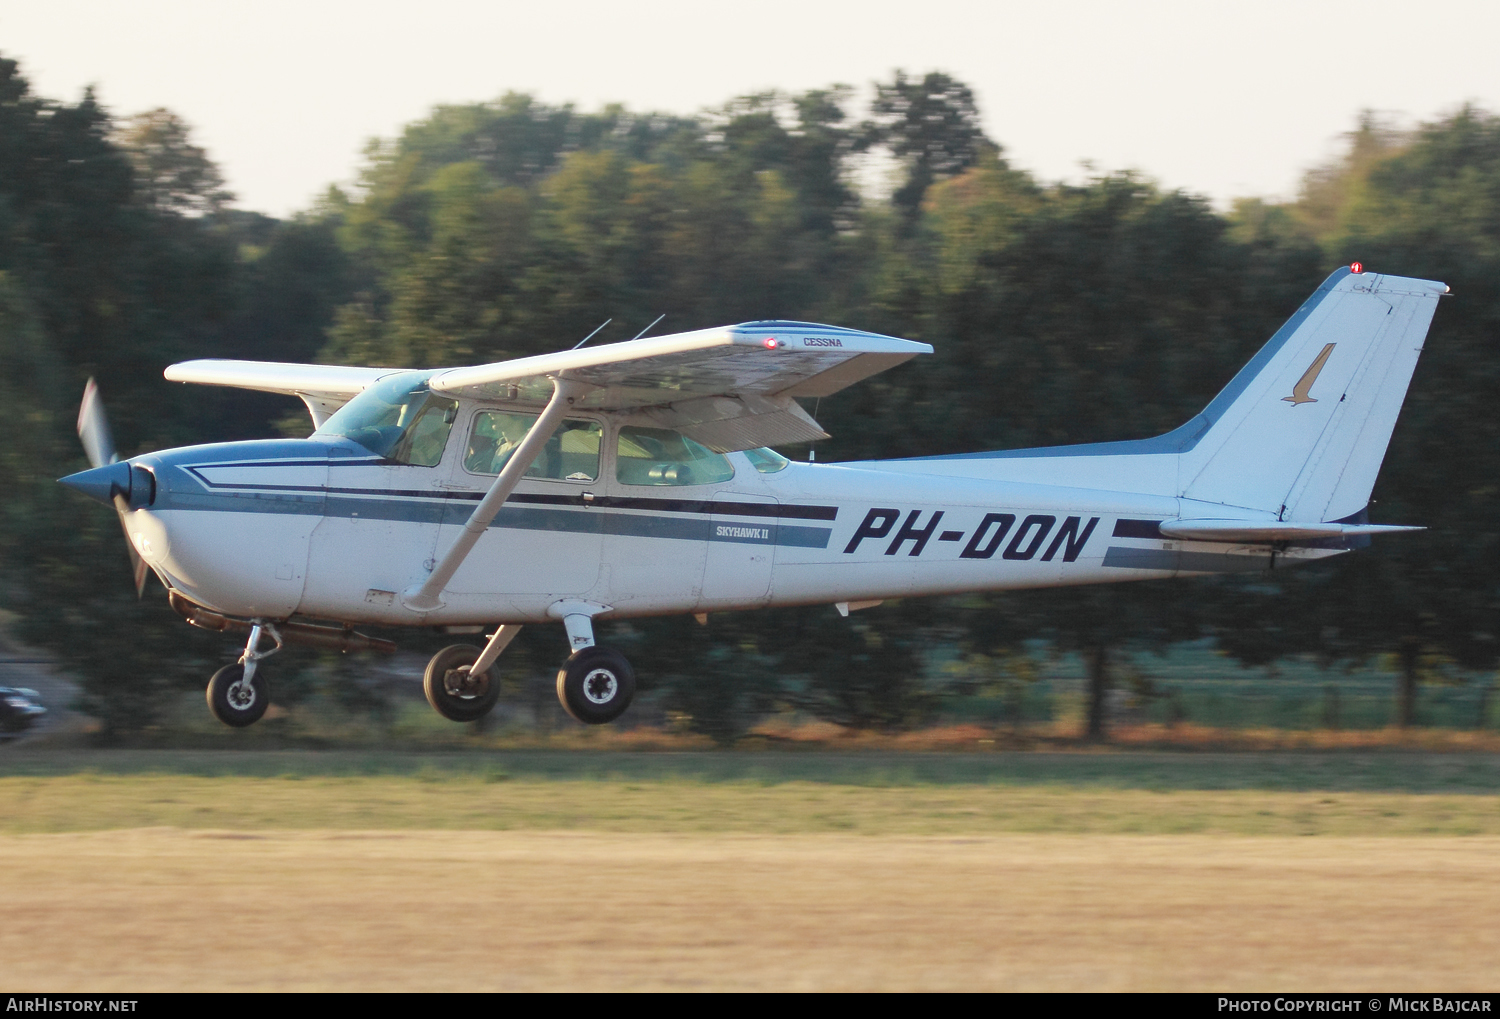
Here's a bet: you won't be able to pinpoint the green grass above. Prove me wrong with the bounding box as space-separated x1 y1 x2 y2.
6 747 1500 790
1 749 1497 837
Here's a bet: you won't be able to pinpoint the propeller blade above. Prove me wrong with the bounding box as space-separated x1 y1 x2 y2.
113 493 150 598
77 378 117 469
68 380 149 597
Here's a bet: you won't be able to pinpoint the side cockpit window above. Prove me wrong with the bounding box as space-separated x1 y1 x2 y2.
615 426 735 486
313 371 456 467
465 412 602 482
389 400 458 467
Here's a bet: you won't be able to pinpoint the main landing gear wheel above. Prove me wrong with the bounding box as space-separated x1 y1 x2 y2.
424 644 502 722
556 646 635 725
207 664 269 728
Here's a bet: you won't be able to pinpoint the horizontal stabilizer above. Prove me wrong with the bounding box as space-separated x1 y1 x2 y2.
1158 518 1424 543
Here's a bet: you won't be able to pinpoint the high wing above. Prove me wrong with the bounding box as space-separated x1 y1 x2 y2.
165 321 933 452
162 360 393 428
428 320 931 451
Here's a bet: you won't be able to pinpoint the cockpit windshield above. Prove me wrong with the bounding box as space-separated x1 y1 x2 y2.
313 371 458 466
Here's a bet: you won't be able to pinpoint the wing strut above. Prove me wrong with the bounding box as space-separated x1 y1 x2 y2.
403 377 590 612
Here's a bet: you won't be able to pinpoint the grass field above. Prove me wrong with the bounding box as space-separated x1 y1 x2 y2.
3 749 1500 836
2 748 1498 990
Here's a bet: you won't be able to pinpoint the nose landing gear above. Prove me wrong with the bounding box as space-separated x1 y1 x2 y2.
207 621 282 727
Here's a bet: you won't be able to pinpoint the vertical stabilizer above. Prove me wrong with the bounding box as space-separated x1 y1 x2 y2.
1178 267 1446 520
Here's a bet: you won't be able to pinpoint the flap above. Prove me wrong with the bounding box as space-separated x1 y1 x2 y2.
641 393 829 452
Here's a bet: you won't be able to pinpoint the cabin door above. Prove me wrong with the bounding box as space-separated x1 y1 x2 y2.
700 493 779 611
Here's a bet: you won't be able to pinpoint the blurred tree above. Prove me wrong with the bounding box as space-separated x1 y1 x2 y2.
323 87 862 371
9 47 1496 743
711 87 861 234
1208 106 1500 726
115 108 233 216
853 169 1326 738
0 56 246 736
619 614 782 745
1294 111 1408 240
0 272 61 564
778 604 942 732
867 71 992 222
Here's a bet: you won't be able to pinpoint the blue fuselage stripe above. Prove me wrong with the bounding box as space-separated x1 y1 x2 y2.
158 487 832 549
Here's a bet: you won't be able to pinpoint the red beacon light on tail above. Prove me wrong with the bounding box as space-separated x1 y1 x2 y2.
1350 262 1364 273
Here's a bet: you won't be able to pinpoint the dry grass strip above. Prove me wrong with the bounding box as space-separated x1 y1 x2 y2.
2 829 1497 991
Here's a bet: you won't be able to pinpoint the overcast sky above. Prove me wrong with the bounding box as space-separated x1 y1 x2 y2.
4 0 1499 218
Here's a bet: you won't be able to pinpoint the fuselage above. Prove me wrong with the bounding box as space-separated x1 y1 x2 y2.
122 397 1343 627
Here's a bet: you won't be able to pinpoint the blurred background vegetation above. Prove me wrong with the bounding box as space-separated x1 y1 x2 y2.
3 54 1499 744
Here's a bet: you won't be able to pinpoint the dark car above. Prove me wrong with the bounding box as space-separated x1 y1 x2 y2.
0 686 46 740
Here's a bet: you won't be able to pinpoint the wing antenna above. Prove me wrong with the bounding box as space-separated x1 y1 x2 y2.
630 314 665 341
570 318 612 350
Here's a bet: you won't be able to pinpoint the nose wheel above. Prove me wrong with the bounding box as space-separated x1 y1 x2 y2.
207 621 281 728
207 663 269 727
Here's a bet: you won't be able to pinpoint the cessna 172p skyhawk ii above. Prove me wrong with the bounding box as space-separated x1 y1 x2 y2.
60 265 1444 728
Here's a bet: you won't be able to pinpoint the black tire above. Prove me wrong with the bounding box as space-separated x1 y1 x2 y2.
556 645 635 725
424 644 502 722
207 663 269 728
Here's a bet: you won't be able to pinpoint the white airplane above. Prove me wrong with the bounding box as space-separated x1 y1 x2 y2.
60 265 1445 729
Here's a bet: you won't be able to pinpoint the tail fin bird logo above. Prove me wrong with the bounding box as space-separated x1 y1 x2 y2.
1283 343 1336 405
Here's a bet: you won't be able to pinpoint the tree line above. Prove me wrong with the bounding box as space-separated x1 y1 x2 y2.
2 53 1498 740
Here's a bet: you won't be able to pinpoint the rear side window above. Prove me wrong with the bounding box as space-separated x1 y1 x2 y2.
465 412 602 481
615 426 735 487
743 447 791 473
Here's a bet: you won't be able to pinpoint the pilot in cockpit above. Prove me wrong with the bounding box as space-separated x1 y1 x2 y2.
465 414 526 475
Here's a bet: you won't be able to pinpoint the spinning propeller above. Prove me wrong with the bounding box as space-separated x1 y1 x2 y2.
59 379 151 596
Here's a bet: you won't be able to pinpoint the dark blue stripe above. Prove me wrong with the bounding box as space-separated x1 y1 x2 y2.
160 487 832 549
1102 546 1271 572
326 494 447 524
1112 518 1164 539
181 469 838 521
737 321 888 336
159 489 326 515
